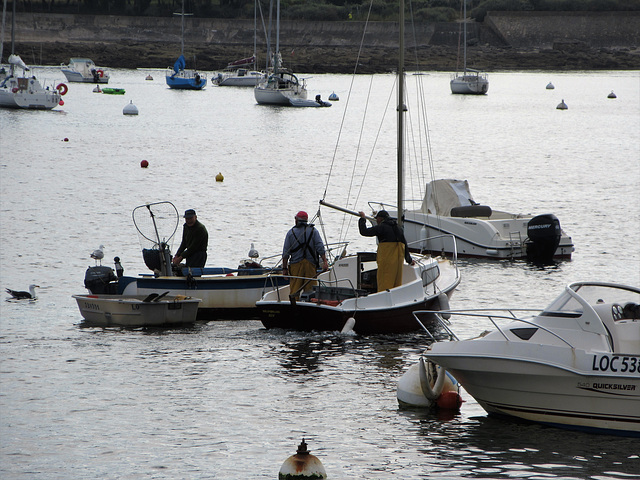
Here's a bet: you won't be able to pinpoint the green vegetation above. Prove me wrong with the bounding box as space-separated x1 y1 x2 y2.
10 0 640 21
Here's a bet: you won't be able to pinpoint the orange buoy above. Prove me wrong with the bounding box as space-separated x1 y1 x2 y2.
437 390 464 410
141 160 149 168
215 172 224 182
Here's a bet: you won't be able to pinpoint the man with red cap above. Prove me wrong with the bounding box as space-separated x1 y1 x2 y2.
282 210 328 300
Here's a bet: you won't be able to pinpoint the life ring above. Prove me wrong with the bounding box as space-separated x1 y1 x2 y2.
12 87 18 93
96 69 104 77
56 83 68 95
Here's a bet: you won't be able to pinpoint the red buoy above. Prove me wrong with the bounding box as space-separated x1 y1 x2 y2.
63 137 69 142
437 391 464 410
141 160 149 168
59 99 64 106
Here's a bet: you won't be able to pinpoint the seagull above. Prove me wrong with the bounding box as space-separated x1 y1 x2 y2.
6 284 39 300
91 245 105 265
248 243 259 259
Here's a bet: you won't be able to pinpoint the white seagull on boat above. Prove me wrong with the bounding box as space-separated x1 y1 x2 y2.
248 243 259 259
91 245 105 264
6 284 39 300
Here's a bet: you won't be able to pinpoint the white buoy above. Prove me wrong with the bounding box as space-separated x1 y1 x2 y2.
123 100 139 115
556 99 568 110
145 74 153 81
328 91 339 101
93 85 102 93
546 82 555 89
608 90 617 99
279 439 327 480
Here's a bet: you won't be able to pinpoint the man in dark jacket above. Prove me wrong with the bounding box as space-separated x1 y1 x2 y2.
358 210 414 291
172 209 208 268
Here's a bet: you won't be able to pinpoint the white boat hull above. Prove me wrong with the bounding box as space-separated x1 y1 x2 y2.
60 58 110 83
428 344 640 435
214 70 265 87
0 76 61 110
73 294 201 327
450 74 489 95
424 282 640 436
254 84 307 105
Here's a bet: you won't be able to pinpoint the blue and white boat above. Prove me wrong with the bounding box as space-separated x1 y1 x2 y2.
166 55 206 90
165 0 206 90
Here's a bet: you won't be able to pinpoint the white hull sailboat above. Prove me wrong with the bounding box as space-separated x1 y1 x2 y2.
0 1 62 110
61 58 110 84
254 0 307 105
450 0 488 95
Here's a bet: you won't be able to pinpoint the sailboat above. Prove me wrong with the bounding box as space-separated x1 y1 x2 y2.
165 0 206 90
0 0 63 109
450 0 488 95
253 0 307 105
255 0 460 335
213 0 266 87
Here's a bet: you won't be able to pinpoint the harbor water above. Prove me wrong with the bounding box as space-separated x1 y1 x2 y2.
1 69 639 479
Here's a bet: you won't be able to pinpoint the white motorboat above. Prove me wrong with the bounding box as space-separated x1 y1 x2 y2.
254 0 307 105
450 0 488 95
256 0 460 335
73 293 201 327
61 58 110 83
399 178 574 262
422 281 640 436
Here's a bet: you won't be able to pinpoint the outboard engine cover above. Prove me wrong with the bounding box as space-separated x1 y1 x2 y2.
525 214 562 264
84 265 118 294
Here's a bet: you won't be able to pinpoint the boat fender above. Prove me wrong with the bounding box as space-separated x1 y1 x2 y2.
437 292 451 320
56 83 68 95
341 317 356 334
96 69 104 77
418 357 446 400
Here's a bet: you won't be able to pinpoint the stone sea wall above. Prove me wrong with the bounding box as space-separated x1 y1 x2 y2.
7 11 640 72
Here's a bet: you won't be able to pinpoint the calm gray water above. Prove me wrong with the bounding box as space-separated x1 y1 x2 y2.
1 69 639 479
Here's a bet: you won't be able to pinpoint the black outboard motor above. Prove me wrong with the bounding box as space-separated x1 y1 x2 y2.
84 265 118 294
525 214 562 264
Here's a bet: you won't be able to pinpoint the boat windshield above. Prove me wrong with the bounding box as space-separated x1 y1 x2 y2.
542 283 640 316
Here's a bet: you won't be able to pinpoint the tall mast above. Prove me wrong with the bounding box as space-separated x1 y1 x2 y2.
463 0 467 70
397 0 405 228
181 0 185 56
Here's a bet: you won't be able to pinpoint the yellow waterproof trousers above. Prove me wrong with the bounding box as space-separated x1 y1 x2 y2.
376 242 405 291
289 259 318 299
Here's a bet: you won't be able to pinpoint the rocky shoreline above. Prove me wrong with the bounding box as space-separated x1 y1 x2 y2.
15 41 640 73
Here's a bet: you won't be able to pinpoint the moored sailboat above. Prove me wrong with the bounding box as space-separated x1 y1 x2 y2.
166 0 206 90
450 0 488 95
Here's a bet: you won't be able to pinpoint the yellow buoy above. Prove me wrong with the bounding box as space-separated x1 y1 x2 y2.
279 439 326 480
215 172 224 182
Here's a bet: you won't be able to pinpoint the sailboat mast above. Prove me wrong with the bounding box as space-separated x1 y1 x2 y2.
463 0 467 70
275 0 280 72
181 0 185 56
397 0 405 228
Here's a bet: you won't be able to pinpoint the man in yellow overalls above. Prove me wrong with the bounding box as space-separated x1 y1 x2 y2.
358 210 414 291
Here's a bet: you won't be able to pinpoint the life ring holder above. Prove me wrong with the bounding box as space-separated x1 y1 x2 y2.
56 83 68 95
96 69 104 77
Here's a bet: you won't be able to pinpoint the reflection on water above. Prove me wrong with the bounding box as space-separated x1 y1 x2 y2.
1 70 639 479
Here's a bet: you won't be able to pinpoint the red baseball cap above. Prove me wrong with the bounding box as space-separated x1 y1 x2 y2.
295 211 308 220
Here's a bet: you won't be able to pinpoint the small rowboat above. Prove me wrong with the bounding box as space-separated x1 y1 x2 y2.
73 293 201 327
102 87 125 95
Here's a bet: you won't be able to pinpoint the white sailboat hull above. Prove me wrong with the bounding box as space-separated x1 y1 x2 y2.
0 76 61 110
450 73 489 94
254 83 307 105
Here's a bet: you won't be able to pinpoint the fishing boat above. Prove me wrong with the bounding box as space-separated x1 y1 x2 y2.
88 201 287 320
399 178 574 262
450 0 488 95
61 58 110 84
73 293 201 327
254 0 307 105
255 0 460 335
422 281 640 436
165 0 206 90
0 1 62 110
